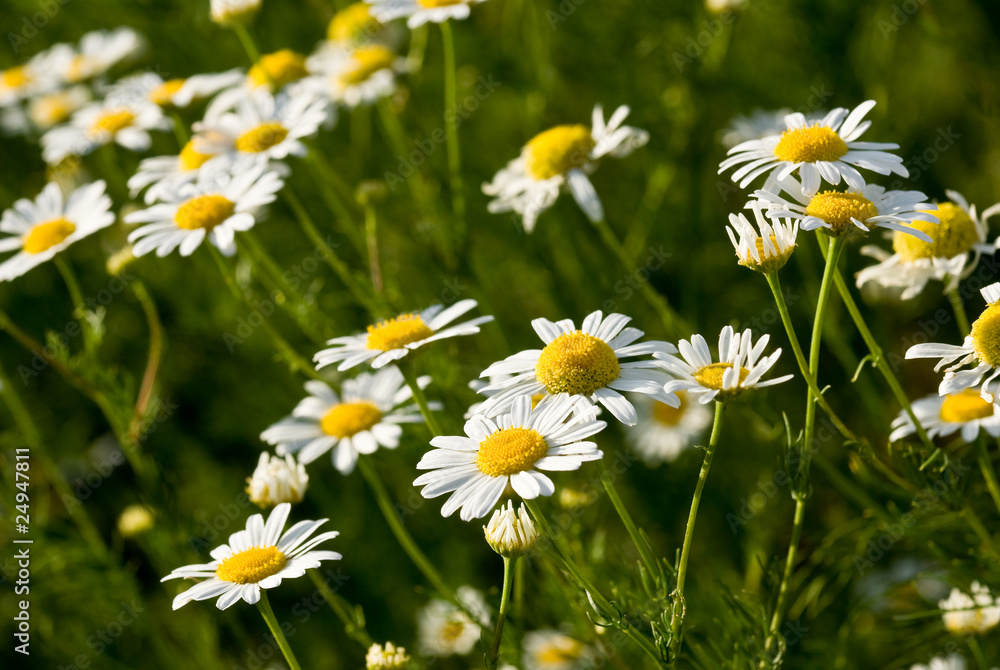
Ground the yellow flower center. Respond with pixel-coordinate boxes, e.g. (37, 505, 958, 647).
(803, 191, 879, 235)
(538, 640, 584, 664)
(939, 388, 994, 423)
(971, 303, 1000, 367)
(693, 362, 749, 391)
(215, 546, 287, 584)
(419, 0, 465, 6)
(524, 125, 596, 180)
(234, 122, 289, 153)
(2, 66, 30, 89)
(320, 401, 383, 438)
(366, 314, 434, 350)
(150, 79, 186, 106)
(175, 194, 235, 231)
(440, 620, 467, 642)
(893, 202, 976, 262)
(476, 427, 549, 477)
(67, 56, 88, 82)
(248, 50, 309, 90)
(340, 45, 396, 85)
(328, 3, 378, 42)
(536, 331, 620, 396)
(179, 140, 213, 171)
(772, 125, 848, 163)
(23, 218, 76, 254)
(30, 94, 74, 128)
(652, 393, 687, 426)
(90, 109, 136, 137)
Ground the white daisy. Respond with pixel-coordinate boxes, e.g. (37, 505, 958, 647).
(857, 190, 1000, 300)
(49, 28, 145, 84)
(40, 96, 169, 164)
(751, 175, 938, 242)
(476, 310, 677, 426)
(367, 0, 489, 29)
(155, 69, 246, 108)
(906, 283, 1000, 401)
(210, 0, 262, 26)
(889, 388, 1000, 443)
(627, 391, 713, 465)
(161, 502, 341, 610)
(314, 299, 493, 371)
(204, 50, 314, 119)
(415, 394, 606, 521)
(910, 656, 966, 670)
(127, 140, 224, 205)
(125, 159, 284, 257)
(246, 452, 309, 508)
(483, 104, 649, 232)
(365, 642, 410, 670)
(522, 629, 596, 670)
(719, 100, 907, 197)
(726, 205, 798, 274)
(0, 181, 114, 282)
(260, 367, 434, 473)
(939, 581, 1000, 634)
(655, 325, 793, 404)
(0, 50, 61, 107)
(416, 585, 491, 657)
(327, 3, 386, 49)
(303, 43, 403, 108)
(1, 85, 91, 137)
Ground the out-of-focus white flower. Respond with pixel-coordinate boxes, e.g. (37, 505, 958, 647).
(246, 452, 309, 507)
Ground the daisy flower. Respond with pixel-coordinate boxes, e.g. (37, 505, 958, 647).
(40, 96, 169, 164)
(260, 367, 434, 473)
(627, 391, 713, 465)
(205, 50, 314, 118)
(127, 139, 222, 205)
(910, 657, 966, 670)
(107, 69, 245, 110)
(328, 3, 385, 48)
(907, 283, 1000, 401)
(366, 642, 411, 670)
(125, 159, 284, 257)
(483, 104, 649, 232)
(246, 452, 309, 507)
(719, 100, 907, 196)
(726, 205, 798, 274)
(476, 310, 677, 426)
(523, 629, 596, 670)
(304, 44, 403, 108)
(211, 0, 262, 26)
(194, 88, 328, 163)
(939, 581, 1000, 634)
(367, 0, 489, 29)
(719, 108, 796, 150)
(49, 28, 144, 84)
(0, 181, 114, 282)
(0, 50, 61, 108)
(857, 190, 1000, 300)
(161, 502, 341, 610)
(752, 175, 937, 242)
(416, 585, 490, 657)
(889, 388, 1000, 443)
(655, 325, 793, 403)
(1, 85, 91, 137)
(414, 394, 606, 521)
(313, 299, 493, 371)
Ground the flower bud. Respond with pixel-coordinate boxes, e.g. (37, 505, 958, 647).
(483, 501, 538, 558)
(246, 452, 308, 507)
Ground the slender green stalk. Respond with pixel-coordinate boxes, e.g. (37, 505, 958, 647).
(597, 459, 661, 583)
(126, 280, 163, 448)
(231, 22, 262, 64)
(257, 591, 302, 670)
(406, 24, 429, 73)
(947, 286, 971, 336)
(670, 401, 726, 650)
(764, 499, 805, 660)
(364, 204, 384, 294)
(241, 230, 309, 305)
(440, 20, 465, 233)
(304, 146, 367, 255)
(962, 505, 1000, 558)
(968, 637, 990, 670)
(307, 569, 374, 648)
(976, 435, 1000, 515)
(170, 111, 189, 147)
(375, 98, 435, 217)
(54, 256, 96, 352)
(487, 557, 515, 670)
(400, 362, 443, 436)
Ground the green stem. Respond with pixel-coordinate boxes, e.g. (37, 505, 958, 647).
(597, 458, 661, 583)
(405, 24, 429, 74)
(440, 20, 465, 234)
(241, 230, 308, 305)
(231, 22, 262, 64)
(375, 98, 435, 218)
(170, 111, 189, 148)
(54, 255, 96, 352)
(304, 145, 366, 256)
(256, 591, 302, 670)
(487, 557, 515, 670)
(307, 569, 374, 648)
(670, 401, 726, 650)
(976, 435, 1000, 516)
(364, 204, 384, 294)
(764, 499, 805, 658)
(962, 505, 1000, 558)
(400, 362, 443, 436)
(947, 286, 971, 337)
(126, 280, 163, 451)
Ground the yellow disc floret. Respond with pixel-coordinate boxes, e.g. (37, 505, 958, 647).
(320, 401, 383, 438)
(804, 191, 879, 237)
(893, 202, 976, 262)
(179, 140, 213, 171)
(234, 122, 289, 153)
(328, 3, 378, 42)
(90, 109, 136, 137)
(366, 314, 434, 350)
(23, 218, 76, 254)
(175, 195, 235, 231)
(536, 331, 620, 395)
(773, 125, 848, 163)
(340, 45, 396, 85)
(248, 50, 309, 91)
(30, 93, 74, 128)
(939, 388, 994, 423)
(476, 427, 549, 477)
(524, 125, 596, 180)
(150, 79, 186, 106)
(693, 362, 749, 395)
(2, 66, 30, 89)
(652, 396, 686, 426)
(419, 0, 466, 6)
(971, 303, 1000, 367)
(216, 546, 287, 584)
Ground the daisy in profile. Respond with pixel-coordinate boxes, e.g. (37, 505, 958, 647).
(655, 326, 793, 404)
(939, 581, 1000, 634)
(367, 0, 489, 28)
(304, 44, 403, 108)
(726, 205, 798, 275)
(719, 100, 907, 196)
(40, 96, 169, 164)
(162, 502, 340, 610)
(107, 70, 245, 110)
(0, 181, 114, 282)
(126, 160, 283, 257)
(627, 392, 713, 465)
(890, 388, 1000, 443)
(1, 86, 90, 137)
(522, 629, 596, 670)
(857, 190, 1000, 300)
(194, 89, 328, 163)
(314, 300, 493, 371)
(907, 283, 1000, 401)
(260, 367, 434, 473)
(415, 394, 605, 521)
(246, 452, 309, 507)
(417, 585, 490, 657)
(127, 140, 221, 204)
(49, 28, 144, 84)
(752, 175, 937, 242)
(483, 104, 649, 232)
(476, 310, 677, 425)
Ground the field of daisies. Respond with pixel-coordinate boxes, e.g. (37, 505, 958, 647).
(2, 0, 1000, 668)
